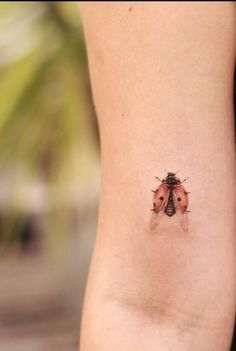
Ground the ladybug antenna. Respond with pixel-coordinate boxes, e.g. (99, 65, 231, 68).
(175, 170, 179, 175)
(164, 168, 168, 173)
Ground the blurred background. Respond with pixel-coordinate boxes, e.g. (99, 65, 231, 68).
(0, 2, 98, 350)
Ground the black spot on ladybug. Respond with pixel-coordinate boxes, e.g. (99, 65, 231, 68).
(185, 205, 187, 209)
(159, 196, 164, 201)
(177, 197, 182, 202)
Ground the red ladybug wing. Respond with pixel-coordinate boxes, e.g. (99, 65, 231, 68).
(173, 185, 189, 232)
(153, 183, 169, 213)
(150, 184, 170, 230)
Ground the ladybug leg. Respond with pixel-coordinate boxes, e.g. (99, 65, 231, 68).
(150, 203, 156, 212)
(181, 176, 189, 183)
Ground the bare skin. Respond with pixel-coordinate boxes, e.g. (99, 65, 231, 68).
(79, 3, 236, 350)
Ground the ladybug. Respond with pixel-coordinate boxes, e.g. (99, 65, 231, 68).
(150, 171, 190, 231)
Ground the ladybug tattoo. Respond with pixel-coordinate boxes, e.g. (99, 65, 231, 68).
(151, 172, 190, 231)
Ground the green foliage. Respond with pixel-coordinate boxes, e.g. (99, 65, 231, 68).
(0, 2, 97, 253)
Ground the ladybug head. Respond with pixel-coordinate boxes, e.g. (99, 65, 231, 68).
(168, 172, 176, 177)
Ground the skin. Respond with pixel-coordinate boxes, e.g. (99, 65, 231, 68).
(79, 2, 236, 351)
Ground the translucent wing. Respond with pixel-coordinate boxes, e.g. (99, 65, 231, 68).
(150, 207, 165, 230)
(172, 185, 189, 232)
(150, 185, 170, 230)
(174, 206, 189, 232)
